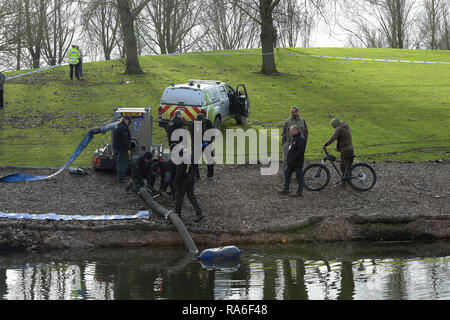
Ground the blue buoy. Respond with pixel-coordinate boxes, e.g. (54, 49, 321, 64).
(197, 246, 243, 262)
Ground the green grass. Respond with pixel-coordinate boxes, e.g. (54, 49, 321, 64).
(0, 47, 449, 168)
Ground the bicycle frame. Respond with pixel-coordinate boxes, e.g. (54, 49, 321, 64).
(321, 150, 350, 182)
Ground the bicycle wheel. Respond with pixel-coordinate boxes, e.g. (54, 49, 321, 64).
(348, 163, 377, 191)
(303, 164, 330, 191)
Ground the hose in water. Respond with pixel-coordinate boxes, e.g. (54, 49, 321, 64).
(139, 187, 198, 254)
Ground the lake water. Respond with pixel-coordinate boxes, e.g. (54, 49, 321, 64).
(0, 241, 449, 300)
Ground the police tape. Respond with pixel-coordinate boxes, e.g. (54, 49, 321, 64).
(0, 210, 150, 221)
(163, 51, 450, 64)
(285, 53, 450, 65)
(5, 64, 65, 81)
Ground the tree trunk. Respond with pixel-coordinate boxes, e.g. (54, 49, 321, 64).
(117, 0, 143, 74)
(105, 50, 111, 61)
(260, 0, 278, 74)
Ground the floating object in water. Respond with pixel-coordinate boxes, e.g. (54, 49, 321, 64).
(199, 259, 241, 272)
(197, 246, 243, 262)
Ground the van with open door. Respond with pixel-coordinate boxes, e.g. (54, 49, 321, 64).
(158, 80, 250, 130)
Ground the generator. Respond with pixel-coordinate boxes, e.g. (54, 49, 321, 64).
(92, 106, 169, 171)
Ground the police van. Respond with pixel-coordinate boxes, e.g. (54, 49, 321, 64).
(158, 80, 250, 130)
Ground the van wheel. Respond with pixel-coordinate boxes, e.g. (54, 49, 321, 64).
(214, 116, 222, 130)
(235, 115, 247, 125)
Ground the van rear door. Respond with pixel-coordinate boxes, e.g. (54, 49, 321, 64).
(160, 87, 203, 121)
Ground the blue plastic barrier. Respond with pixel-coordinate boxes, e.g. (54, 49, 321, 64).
(0, 210, 150, 221)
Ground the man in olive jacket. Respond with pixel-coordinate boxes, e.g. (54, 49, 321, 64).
(323, 118, 354, 180)
(112, 116, 132, 183)
(280, 125, 307, 197)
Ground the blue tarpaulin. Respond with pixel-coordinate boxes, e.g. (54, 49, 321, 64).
(0, 211, 151, 221)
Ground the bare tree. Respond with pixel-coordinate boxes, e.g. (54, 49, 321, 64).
(115, 0, 153, 74)
(231, 0, 282, 74)
(439, 0, 450, 49)
(0, 0, 22, 70)
(80, 0, 120, 60)
(23, 0, 50, 69)
(381, 0, 417, 48)
(200, 0, 259, 51)
(341, 0, 417, 49)
(137, 0, 203, 55)
(42, 0, 76, 66)
(418, 0, 443, 49)
(417, 0, 450, 49)
(276, 0, 316, 48)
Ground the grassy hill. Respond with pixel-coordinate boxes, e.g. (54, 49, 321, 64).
(0, 47, 449, 168)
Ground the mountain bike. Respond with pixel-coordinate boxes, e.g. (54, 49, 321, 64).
(303, 149, 377, 192)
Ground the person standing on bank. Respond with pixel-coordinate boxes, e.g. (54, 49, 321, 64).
(67, 45, 81, 81)
(192, 113, 214, 179)
(76, 46, 84, 79)
(0, 71, 5, 109)
(174, 160, 206, 223)
(113, 116, 132, 183)
(166, 110, 185, 150)
(280, 125, 306, 197)
(281, 106, 308, 171)
(323, 118, 354, 185)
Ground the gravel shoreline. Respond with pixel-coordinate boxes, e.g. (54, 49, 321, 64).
(1, 161, 448, 233)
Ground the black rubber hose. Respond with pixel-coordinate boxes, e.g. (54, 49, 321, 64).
(139, 187, 198, 254)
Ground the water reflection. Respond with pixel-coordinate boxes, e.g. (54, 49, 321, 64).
(0, 242, 449, 300)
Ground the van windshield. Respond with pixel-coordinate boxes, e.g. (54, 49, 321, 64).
(161, 88, 203, 106)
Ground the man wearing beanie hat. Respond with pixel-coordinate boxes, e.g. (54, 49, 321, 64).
(323, 118, 354, 183)
(127, 151, 156, 193)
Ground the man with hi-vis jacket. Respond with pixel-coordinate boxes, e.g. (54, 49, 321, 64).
(67, 45, 81, 80)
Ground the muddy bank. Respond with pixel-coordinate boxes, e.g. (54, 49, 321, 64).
(0, 214, 449, 251)
(0, 161, 449, 250)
